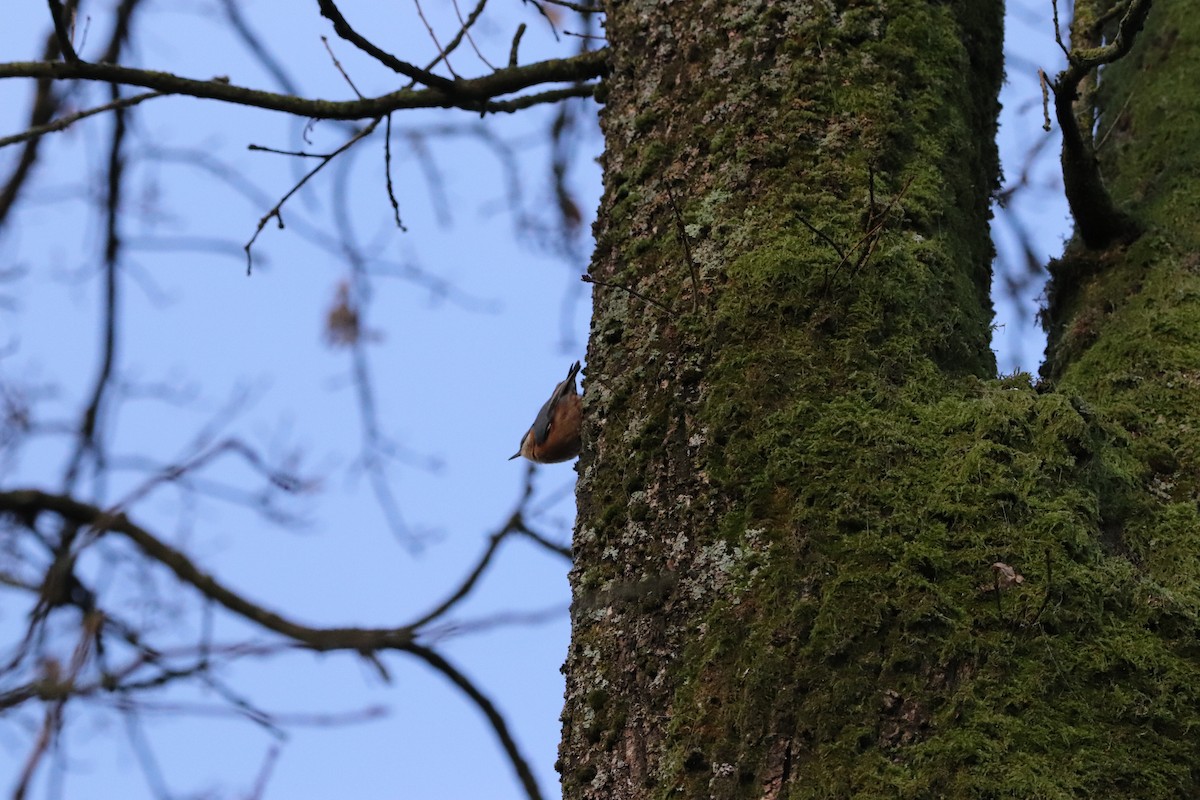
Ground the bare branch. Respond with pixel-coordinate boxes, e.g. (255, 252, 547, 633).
(0, 90, 162, 149)
(317, 0, 458, 90)
(45, 0, 79, 62)
(0, 49, 609, 119)
(0, 489, 419, 652)
(383, 114, 406, 229)
(509, 23, 527, 68)
(408, 473, 535, 629)
(61, 87, 128, 494)
(481, 82, 596, 113)
(408, 643, 545, 800)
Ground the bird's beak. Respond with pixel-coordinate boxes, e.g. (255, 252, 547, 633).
(508, 452, 521, 461)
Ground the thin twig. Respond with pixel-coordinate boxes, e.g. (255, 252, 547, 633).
(1095, 88, 1135, 152)
(449, 0, 495, 70)
(481, 83, 596, 114)
(515, 525, 572, 560)
(848, 175, 914, 270)
(383, 114, 406, 230)
(321, 35, 364, 99)
(1038, 68, 1051, 132)
(509, 23, 527, 67)
(247, 143, 333, 158)
(819, 174, 914, 289)
(0, 91, 160, 149)
(1051, 0, 1070, 59)
(246, 745, 281, 800)
(581, 274, 673, 314)
(522, 0, 561, 41)
(407, 474, 549, 629)
(0, 4, 79, 227)
(797, 215, 847, 261)
(666, 186, 701, 312)
(413, 0, 460, 78)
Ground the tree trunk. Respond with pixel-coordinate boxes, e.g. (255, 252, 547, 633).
(561, 0, 1200, 797)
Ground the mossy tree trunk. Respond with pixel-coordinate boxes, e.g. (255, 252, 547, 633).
(560, 0, 1200, 797)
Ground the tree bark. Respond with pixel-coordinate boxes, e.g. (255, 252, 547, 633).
(562, 0, 1200, 797)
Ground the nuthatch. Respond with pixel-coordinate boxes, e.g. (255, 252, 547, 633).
(509, 361, 582, 463)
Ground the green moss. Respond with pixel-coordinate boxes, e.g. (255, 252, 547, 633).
(633, 109, 659, 134)
(660, 380, 1200, 798)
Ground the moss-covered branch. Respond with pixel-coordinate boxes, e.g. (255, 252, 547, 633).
(1050, 0, 1151, 249)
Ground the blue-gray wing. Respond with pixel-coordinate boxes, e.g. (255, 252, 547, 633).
(532, 361, 582, 445)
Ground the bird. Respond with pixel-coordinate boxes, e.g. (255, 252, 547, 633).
(510, 360, 582, 463)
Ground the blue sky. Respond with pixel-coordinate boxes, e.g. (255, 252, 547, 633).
(0, 2, 1068, 798)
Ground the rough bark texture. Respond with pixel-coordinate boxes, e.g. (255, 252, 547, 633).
(561, 0, 1200, 798)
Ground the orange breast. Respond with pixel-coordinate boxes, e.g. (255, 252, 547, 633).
(532, 394, 582, 463)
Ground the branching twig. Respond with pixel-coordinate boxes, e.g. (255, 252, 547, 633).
(111, 437, 309, 514)
(0, 489, 419, 652)
(480, 83, 596, 114)
(1051, 0, 1070, 59)
(448, 0, 495, 71)
(413, 0, 461, 79)
(408, 473, 536, 629)
(245, 118, 381, 274)
(813, 173, 914, 290)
